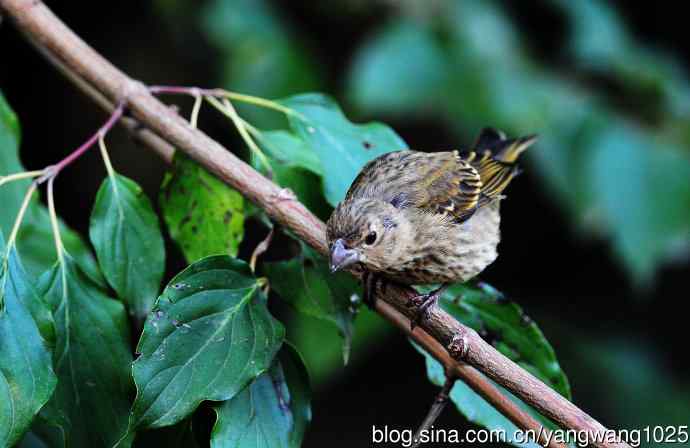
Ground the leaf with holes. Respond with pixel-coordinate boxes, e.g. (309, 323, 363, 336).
(263, 241, 356, 363)
(0, 233, 57, 447)
(127, 256, 284, 432)
(281, 93, 408, 205)
(160, 152, 245, 263)
(38, 254, 134, 448)
(211, 344, 311, 448)
(90, 173, 165, 319)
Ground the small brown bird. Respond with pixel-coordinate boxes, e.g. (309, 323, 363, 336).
(326, 128, 536, 323)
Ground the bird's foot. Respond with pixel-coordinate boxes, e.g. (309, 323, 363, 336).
(407, 284, 449, 330)
(362, 271, 379, 309)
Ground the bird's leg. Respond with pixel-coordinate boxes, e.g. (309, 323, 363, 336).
(407, 283, 450, 330)
(362, 271, 380, 309)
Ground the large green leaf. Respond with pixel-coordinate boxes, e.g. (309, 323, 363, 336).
(264, 241, 357, 363)
(211, 344, 311, 448)
(90, 174, 165, 319)
(128, 256, 284, 432)
(38, 254, 134, 448)
(160, 152, 245, 263)
(255, 130, 322, 177)
(282, 93, 408, 205)
(0, 234, 57, 447)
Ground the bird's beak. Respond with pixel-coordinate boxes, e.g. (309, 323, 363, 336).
(330, 239, 360, 273)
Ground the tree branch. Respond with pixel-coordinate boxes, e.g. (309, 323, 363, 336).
(0, 1, 629, 447)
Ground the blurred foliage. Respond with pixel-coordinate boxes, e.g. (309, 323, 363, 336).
(346, 0, 690, 283)
(200, 0, 323, 127)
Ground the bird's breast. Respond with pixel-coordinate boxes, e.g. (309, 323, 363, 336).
(371, 203, 502, 285)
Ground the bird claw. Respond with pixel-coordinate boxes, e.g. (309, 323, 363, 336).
(406, 284, 449, 331)
(407, 291, 438, 331)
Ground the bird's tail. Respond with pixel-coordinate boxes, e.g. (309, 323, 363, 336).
(465, 128, 538, 205)
(473, 127, 537, 163)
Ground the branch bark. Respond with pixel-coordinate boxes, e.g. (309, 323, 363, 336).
(0, 1, 629, 447)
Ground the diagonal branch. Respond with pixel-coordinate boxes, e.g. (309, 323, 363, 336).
(0, 1, 629, 447)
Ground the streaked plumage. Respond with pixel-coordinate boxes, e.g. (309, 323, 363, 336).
(326, 128, 535, 295)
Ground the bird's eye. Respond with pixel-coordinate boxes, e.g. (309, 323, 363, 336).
(364, 231, 377, 245)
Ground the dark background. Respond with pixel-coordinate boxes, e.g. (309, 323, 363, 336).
(2, 1, 689, 446)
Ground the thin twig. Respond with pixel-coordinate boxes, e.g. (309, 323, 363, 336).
(37, 102, 125, 184)
(411, 375, 455, 448)
(0, 2, 630, 447)
(20, 29, 174, 163)
(249, 227, 275, 273)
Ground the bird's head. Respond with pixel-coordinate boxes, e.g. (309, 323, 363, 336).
(326, 198, 408, 273)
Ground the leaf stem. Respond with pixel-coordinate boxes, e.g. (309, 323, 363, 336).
(98, 133, 117, 180)
(219, 90, 300, 118)
(149, 85, 303, 119)
(190, 92, 202, 129)
(6, 181, 38, 253)
(47, 176, 65, 265)
(0, 170, 45, 188)
(205, 96, 273, 176)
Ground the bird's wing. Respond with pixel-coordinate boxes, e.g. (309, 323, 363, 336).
(344, 128, 535, 223)
(344, 150, 483, 223)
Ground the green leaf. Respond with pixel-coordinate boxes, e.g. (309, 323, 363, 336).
(38, 254, 134, 448)
(348, 20, 450, 115)
(588, 125, 690, 282)
(263, 241, 357, 363)
(211, 344, 311, 448)
(0, 92, 25, 235)
(90, 173, 165, 318)
(160, 152, 245, 263)
(281, 93, 408, 205)
(128, 256, 284, 432)
(255, 130, 322, 176)
(252, 130, 332, 220)
(0, 234, 57, 447)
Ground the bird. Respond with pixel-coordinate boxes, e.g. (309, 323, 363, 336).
(326, 128, 536, 325)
